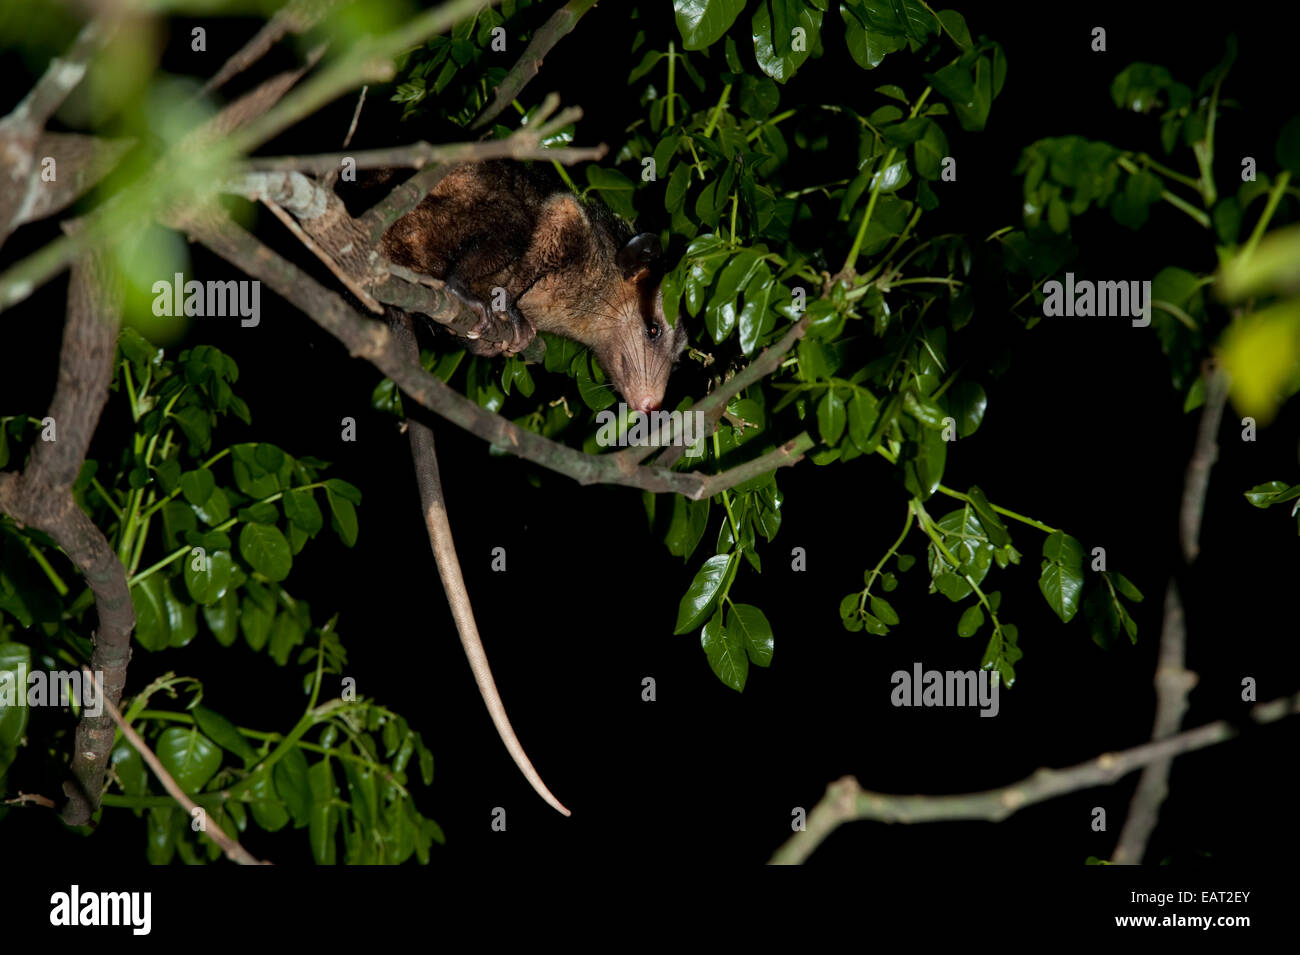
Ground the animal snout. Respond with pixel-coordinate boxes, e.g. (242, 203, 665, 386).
(636, 397, 660, 414)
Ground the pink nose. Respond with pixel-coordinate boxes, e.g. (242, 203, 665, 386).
(637, 398, 660, 413)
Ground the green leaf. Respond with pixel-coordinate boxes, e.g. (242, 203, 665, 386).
(156, 727, 222, 792)
(1112, 572, 1144, 602)
(674, 553, 734, 634)
(841, 4, 907, 70)
(192, 705, 258, 764)
(326, 487, 359, 547)
(861, 612, 889, 635)
(816, 389, 847, 444)
(323, 478, 362, 504)
(1039, 531, 1085, 623)
(308, 759, 340, 864)
(146, 807, 176, 865)
(585, 166, 637, 218)
(239, 523, 292, 582)
(937, 8, 972, 48)
(269, 612, 305, 666)
(927, 507, 994, 600)
(130, 576, 174, 651)
(248, 767, 289, 832)
(903, 424, 947, 499)
(283, 487, 324, 535)
(914, 120, 948, 179)
(240, 595, 273, 651)
(848, 389, 880, 453)
(753, 0, 823, 83)
(1278, 115, 1300, 177)
(273, 745, 312, 828)
(231, 444, 278, 498)
(179, 468, 215, 506)
(701, 608, 747, 691)
(183, 548, 232, 606)
(957, 604, 984, 637)
(171, 405, 212, 454)
(948, 380, 986, 437)
(869, 595, 899, 626)
(109, 740, 147, 796)
(1244, 481, 1300, 507)
(160, 578, 198, 649)
(674, 0, 746, 51)
(0, 643, 32, 773)
(966, 485, 1011, 549)
(202, 590, 239, 647)
(738, 268, 774, 356)
(727, 603, 774, 667)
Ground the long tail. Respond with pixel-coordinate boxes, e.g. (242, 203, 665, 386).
(392, 312, 570, 816)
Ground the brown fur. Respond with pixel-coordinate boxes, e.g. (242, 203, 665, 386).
(379, 160, 687, 412)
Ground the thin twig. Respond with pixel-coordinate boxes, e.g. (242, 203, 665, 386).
(620, 314, 812, 470)
(769, 693, 1300, 864)
(472, 0, 601, 129)
(83, 670, 269, 865)
(247, 137, 605, 175)
(199, 0, 337, 96)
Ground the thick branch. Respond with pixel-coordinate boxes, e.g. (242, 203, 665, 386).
(0, 232, 133, 826)
(175, 208, 804, 499)
(769, 694, 1300, 865)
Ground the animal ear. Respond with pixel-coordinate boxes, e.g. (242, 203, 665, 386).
(618, 233, 662, 281)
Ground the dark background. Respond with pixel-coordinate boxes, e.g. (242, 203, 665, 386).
(3, 0, 1298, 872)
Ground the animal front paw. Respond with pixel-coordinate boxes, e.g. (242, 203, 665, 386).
(500, 306, 537, 357)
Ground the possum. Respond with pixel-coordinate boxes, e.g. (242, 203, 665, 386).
(380, 160, 688, 412)
(369, 161, 690, 815)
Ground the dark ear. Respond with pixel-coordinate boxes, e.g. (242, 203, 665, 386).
(618, 232, 662, 280)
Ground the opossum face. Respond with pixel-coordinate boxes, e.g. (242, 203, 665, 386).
(593, 234, 688, 414)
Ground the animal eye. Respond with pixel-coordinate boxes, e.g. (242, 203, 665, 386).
(646, 322, 662, 341)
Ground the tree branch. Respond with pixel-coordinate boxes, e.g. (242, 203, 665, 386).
(84, 670, 268, 864)
(617, 314, 812, 470)
(245, 136, 606, 174)
(471, 0, 601, 129)
(1110, 360, 1229, 865)
(199, 0, 337, 97)
(769, 693, 1300, 865)
(0, 18, 120, 245)
(0, 229, 134, 826)
(173, 207, 806, 499)
(0, 1, 498, 313)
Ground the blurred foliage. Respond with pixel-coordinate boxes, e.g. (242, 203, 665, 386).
(1, 337, 442, 862)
